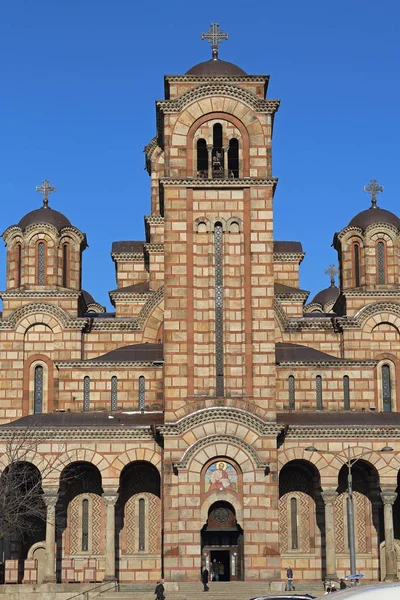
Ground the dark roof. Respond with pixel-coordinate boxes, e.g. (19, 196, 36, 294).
(274, 241, 303, 253)
(347, 207, 400, 230)
(275, 283, 309, 295)
(112, 241, 144, 253)
(186, 58, 247, 76)
(277, 411, 400, 427)
(311, 285, 340, 306)
(81, 290, 96, 306)
(84, 312, 116, 318)
(0, 412, 163, 429)
(18, 207, 72, 230)
(89, 343, 163, 363)
(109, 281, 151, 294)
(276, 343, 341, 364)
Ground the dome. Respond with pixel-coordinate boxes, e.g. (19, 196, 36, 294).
(186, 58, 247, 76)
(311, 285, 339, 308)
(348, 207, 400, 231)
(18, 207, 72, 231)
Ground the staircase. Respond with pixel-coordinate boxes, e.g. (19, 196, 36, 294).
(100, 581, 325, 600)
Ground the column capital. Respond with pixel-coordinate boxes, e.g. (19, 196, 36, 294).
(43, 488, 58, 507)
(381, 489, 397, 506)
(102, 490, 118, 506)
(321, 489, 338, 505)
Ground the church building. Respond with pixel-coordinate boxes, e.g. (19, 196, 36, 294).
(1, 23, 400, 587)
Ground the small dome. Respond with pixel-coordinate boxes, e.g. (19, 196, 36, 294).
(348, 207, 400, 231)
(186, 58, 247, 76)
(311, 285, 339, 308)
(18, 207, 72, 231)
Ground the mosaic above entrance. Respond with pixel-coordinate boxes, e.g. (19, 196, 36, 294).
(205, 461, 238, 493)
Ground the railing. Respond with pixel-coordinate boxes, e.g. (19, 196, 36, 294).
(65, 580, 119, 600)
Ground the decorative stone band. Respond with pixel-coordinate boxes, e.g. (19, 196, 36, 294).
(110, 252, 144, 262)
(0, 290, 81, 299)
(335, 222, 400, 242)
(274, 252, 305, 263)
(144, 243, 164, 253)
(108, 291, 152, 303)
(174, 433, 269, 471)
(164, 75, 270, 84)
(277, 359, 377, 368)
(55, 360, 162, 368)
(2, 223, 86, 246)
(284, 425, 400, 439)
(0, 426, 156, 441)
(0, 302, 87, 331)
(145, 214, 164, 225)
(275, 291, 310, 302)
(160, 177, 278, 187)
(345, 289, 400, 298)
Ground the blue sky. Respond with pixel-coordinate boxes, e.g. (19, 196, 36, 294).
(1, 0, 400, 308)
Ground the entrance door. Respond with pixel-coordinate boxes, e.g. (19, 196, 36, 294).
(32, 546, 46, 583)
(210, 550, 230, 581)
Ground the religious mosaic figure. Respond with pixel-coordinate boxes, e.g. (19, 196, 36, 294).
(205, 461, 237, 492)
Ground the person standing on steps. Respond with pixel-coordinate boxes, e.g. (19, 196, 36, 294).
(212, 559, 219, 582)
(201, 567, 209, 592)
(286, 566, 295, 591)
(155, 579, 165, 600)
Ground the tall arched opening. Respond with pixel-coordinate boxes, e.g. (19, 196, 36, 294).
(201, 501, 244, 581)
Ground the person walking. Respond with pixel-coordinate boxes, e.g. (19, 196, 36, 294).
(340, 579, 347, 590)
(212, 559, 219, 582)
(201, 568, 209, 592)
(155, 579, 165, 600)
(286, 566, 295, 591)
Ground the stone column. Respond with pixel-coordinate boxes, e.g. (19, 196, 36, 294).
(322, 489, 338, 580)
(207, 145, 213, 179)
(222, 146, 228, 178)
(381, 489, 398, 581)
(103, 491, 118, 581)
(43, 489, 58, 583)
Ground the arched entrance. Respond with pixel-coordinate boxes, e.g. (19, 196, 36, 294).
(201, 501, 244, 581)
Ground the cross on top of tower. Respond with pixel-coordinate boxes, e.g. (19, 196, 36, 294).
(36, 179, 56, 208)
(364, 178, 384, 209)
(201, 23, 228, 60)
(324, 264, 338, 287)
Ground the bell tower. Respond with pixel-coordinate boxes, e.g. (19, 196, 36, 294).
(146, 24, 280, 420)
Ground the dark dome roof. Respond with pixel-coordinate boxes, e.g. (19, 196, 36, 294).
(348, 207, 400, 231)
(311, 285, 339, 307)
(18, 207, 71, 230)
(186, 58, 247, 76)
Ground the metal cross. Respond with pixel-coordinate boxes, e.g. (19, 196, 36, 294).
(201, 23, 228, 60)
(364, 178, 384, 208)
(324, 264, 338, 287)
(36, 179, 56, 208)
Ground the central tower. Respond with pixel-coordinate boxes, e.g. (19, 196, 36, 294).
(146, 24, 280, 421)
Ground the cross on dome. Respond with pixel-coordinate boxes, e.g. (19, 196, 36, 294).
(36, 179, 56, 208)
(324, 264, 338, 287)
(364, 178, 384, 208)
(201, 23, 228, 60)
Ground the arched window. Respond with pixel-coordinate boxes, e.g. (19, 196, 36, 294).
(290, 497, 298, 550)
(213, 123, 223, 152)
(343, 375, 350, 410)
(228, 138, 239, 178)
(382, 364, 392, 412)
(377, 241, 386, 284)
(288, 375, 295, 410)
(16, 244, 22, 287)
(139, 376, 145, 410)
(212, 124, 223, 178)
(62, 243, 69, 288)
(316, 375, 323, 409)
(353, 244, 360, 287)
(83, 376, 90, 411)
(138, 498, 145, 551)
(34, 365, 44, 414)
(37, 242, 45, 285)
(196, 139, 208, 177)
(111, 376, 118, 411)
(82, 498, 89, 551)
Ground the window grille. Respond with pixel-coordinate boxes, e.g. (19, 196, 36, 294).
(34, 365, 43, 414)
(139, 376, 145, 410)
(316, 375, 323, 409)
(83, 376, 90, 411)
(290, 497, 298, 550)
(382, 365, 392, 412)
(82, 499, 89, 551)
(37, 242, 45, 285)
(17, 244, 22, 287)
(111, 376, 118, 411)
(354, 244, 360, 287)
(343, 375, 350, 410)
(377, 242, 385, 284)
(288, 375, 295, 410)
(214, 223, 224, 397)
(138, 498, 145, 551)
(62, 244, 68, 287)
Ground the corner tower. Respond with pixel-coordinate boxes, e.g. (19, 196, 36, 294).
(145, 25, 280, 420)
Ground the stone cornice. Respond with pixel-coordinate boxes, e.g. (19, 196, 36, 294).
(90, 319, 140, 331)
(0, 426, 155, 441)
(344, 288, 400, 298)
(277, 359, 377, 368)
(144, 243, 164, 253)
(55, 360, 162, 368)
(274, 252, 305, 263)
(0, 289, 80, 299)
(284, 425, 400, 439)
(145, 215, 164, 225)
(111, 252, 144, 263)
(276, 291, 309, 302)
(164, 75, 270, 84)
(160, 177, 278, 187)
(108, 291, 152, 303)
